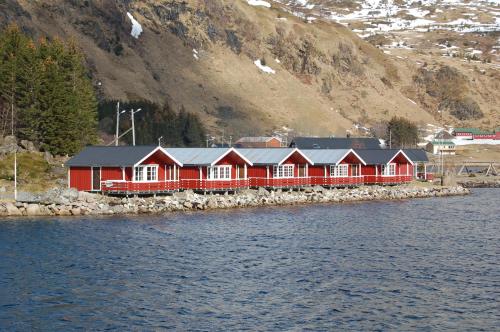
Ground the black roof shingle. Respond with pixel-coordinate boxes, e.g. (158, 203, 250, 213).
(66, 146, 158, 167)
(290, 137, 382, 149)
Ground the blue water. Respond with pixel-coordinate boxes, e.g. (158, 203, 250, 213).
(0, 189, 499, 331)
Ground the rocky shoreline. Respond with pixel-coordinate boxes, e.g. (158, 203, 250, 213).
(458, 180, 500, 188)
(0, 185, 470, 217)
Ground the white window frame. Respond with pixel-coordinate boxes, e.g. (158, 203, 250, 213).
(382, 163, 396, 176)
(351, 164, 362, 177)
(133, 164, 159, 182)
(330, 164, 349, 177)
(207, 165, 232, 181)
(273, 164, 294, 178)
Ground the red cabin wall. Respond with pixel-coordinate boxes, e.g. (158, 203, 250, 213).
(247, 166, 267, 178)
(308, 166, 325, 177)
(101, 167, 123, 181)
(180, 167, 200, 180)
(69, 167, 92, 191)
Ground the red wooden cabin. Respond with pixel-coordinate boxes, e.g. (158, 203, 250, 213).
(357, 149, 414, 185)
(238, 148, 313, 188)
(303, 149, 366, 187)
(66, 146, 183, 194)
(165, 148, 253, 191)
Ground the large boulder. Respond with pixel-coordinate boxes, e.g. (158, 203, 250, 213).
(40, 188, 79, 204)
(5, 202, 22, 216)
(257, 187, 269, 196)
(17, 191, 41, 203)
(26, 204, 42, 216)
(19, 140, 37, 152)
(0, 136, 19, 155)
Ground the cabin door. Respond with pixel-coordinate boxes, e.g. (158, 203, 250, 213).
(298, 165, 306, 177)
(92, 167, 101, 191)
(238, 166, 245, 179)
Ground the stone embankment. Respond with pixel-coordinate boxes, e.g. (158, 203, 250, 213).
(458, 180, 500, 188)
(0, 185, 469, 217)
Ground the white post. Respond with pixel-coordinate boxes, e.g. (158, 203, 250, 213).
(199, 167, 202, 180)
(14, 151, 17, 201)
(324, 165, 326, 177)
(115, 102, 120, 146)
(131, 109, 136, 146)
(244, 164, 247, 179)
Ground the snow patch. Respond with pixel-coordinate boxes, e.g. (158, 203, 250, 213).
(127, 12, 143, 39)
(254, 59, 275, 74)
(247, 0, 271, 7)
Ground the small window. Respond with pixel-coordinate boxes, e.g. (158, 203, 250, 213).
(330, 164, 348, 177)
(273, 164, 294, 178)
(134, 165, 158, 182)
(134, 167, 144, 181)
(382, 163, 396, 176)
(146, 166, 157, 181)
(207, 165, 231, 180)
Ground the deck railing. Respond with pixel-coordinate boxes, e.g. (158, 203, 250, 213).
(99, 174, 418, 194)
(249, 177, 310, 188)
(101, 180, 180, 193)
(310, 176, 364, 187)
(179, 179, 250, 191)
(363, 175, 413, 185)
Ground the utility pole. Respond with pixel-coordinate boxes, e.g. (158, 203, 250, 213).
(14, 150, 17, 201)
(115, 102, 126, 146)
(130, 108, 142, 146)
(389, 129, 392, 149)
(206, 134, 210, 148)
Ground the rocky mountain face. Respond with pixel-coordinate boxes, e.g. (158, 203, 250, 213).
(1, 0, 498, 138)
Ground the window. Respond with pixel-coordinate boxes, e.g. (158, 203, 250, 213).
(273, 164, 294, 178)
(382, 163, 396, 176)
(352, 164, 361, 177)
(207, 165, 231, 180)
(330, 164, 348, 177)
(146, 166, 157, 181)
(134, 165, 158, 182)
(134, 167, 144, 181)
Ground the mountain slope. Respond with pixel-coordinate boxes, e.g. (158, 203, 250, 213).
(1, 0, 496, 138)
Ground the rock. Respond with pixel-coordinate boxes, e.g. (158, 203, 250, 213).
(5, 203, 22, 216)
(43, 151, 54, 164)
(61, 188, 79, 202)
(17, 191, 41, 203)
(71, 207, 81, 216)
(0, 136, 19, 155)
(26, 204, 41, 216)
(257, 187, 269, 196)
(19, 140, 37, 152)
(312, 185, 325, 193)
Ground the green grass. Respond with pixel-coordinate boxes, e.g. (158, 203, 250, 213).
(0, 152, 60, 192)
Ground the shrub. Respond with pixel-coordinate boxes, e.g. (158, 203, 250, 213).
(439, 97, 483, 120)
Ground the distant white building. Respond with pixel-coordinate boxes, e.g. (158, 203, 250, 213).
(426, 140, 456, 155)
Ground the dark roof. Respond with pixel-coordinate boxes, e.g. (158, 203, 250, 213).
(355, 149, 400, 165)
(66, 146, 158, 167)
(403, 149, 429, 162)
(290, 137, 382, 149)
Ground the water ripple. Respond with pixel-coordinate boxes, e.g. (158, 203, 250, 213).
(0, 189, 499, 331)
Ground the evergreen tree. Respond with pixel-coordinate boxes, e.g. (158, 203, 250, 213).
(0, 24, 31, 136)
(0, 26, 98, 155)
(386, 116, 419, 148)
